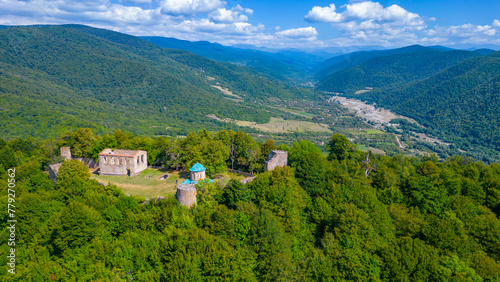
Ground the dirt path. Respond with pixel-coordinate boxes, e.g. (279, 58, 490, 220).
(396, 136, 404, 149)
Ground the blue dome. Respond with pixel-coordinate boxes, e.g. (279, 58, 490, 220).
(182, 179, 197, 184)
(181, 178, 214, 185)
(190, 163, 206, 172)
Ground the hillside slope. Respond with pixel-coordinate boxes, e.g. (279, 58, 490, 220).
(314, 45, 454, 80)
(0, 25, 313, 138)
(316, 50, 481, 94)
(141, 36, 322, 83)
(355, 52, 500, 162)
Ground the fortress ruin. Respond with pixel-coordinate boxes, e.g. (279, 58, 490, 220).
(176, 163, 212, 208)
(265, 150, 288, 171)
(98, 149, 147, 177)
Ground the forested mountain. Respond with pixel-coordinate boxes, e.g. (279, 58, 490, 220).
(0, 25, 314, 139)
(474, 48, 497, 55)
(316, 44, 500, 162)
(316, 50, 481, 94)
(314, 45, 451, 80)
(1, 129, 500, 280)
(356, 51, 500, 161)
(141, 36, 324, 82)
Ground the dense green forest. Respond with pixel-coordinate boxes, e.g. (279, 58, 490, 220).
(0, 25, 315, 139)
(1, 129, 500, 281)
(358, 52, 500, 163)
(316, 50, 481, 94)
(316, 48, 500, 163)
(313, 45, 453, 81)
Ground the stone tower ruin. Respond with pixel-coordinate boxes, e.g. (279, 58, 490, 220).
(176, 184, 198, 208)
(176, 163, 210, 208)
(265, 150, 288, 171)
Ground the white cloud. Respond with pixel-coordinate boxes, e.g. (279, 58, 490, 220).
(231, 4, 253, 15)
(306, 1, 424, 27)
(119, 0, 153, 4)
(1, 0, 499, 50)
(209, 5, 252, 23)
(346, 2, 423, 26)
(428, 24, 496, 38)
(493, 19, 500, 28)
(275, 26, 317, 39)
(160, 0, 225, 16)
(304, 1, 430, 47)
(305, 4, 343, 23)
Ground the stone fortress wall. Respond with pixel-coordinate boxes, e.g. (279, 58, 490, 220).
(265, 150, 288, 171)
(176, 184, 197, 208)
(49, 147, 98, 185)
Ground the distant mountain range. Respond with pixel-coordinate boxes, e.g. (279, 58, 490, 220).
(312, 45, 496, 80)
(0, 24, 313, 138)
(141, 36, 329, 84)
(1, 24, 499, 161)
(315, 45, 500, 162)
(316, 48, 482, 93)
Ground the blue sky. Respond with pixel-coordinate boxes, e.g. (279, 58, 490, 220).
(1, 0, 499, 50)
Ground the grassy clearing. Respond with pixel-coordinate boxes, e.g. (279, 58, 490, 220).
(91, 168, 242, 198)
(357, 144, 369, 151)
(264, 105, 314, 119)
(91, 168, 183, 198)
(236, 117, 331, 134)
(348, 129, 385, 135)
(369, 147, 386, 155)
(356, 145, 386, 155)
(364, 129, 385, 134)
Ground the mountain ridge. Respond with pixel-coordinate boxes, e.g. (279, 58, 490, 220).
(0, 25, 313, 139)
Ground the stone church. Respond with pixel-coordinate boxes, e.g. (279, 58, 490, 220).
(98, 148, 147, 177)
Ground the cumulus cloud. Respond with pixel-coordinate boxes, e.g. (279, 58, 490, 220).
(275, 26, 317, 39)
(160, 0, 225, 16)
(345, 2, 423, 26)
(306, 1, 424, 27)
(305, 4, 343, 23)
(1, 0, 499, 50)
(209, 5, 252, 23)
(427, 24, 496, 38)
(119, 0, 153, 5)
(304, 1, 430, 47)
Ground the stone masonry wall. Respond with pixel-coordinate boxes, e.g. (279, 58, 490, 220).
(176, 184, 197, 208)
(265, 150, 288, 171)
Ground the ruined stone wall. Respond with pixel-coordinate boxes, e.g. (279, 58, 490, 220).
(265, 150, 288, 171)
(129, 151, 148, 177)
(73, 158, 98, 169)
(98, 150, 147, 176)
(99, 155, 128, 176)
(48, 163, 63, 185)
(60, 147, 72, 160)
(176, 184, 197, 208)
